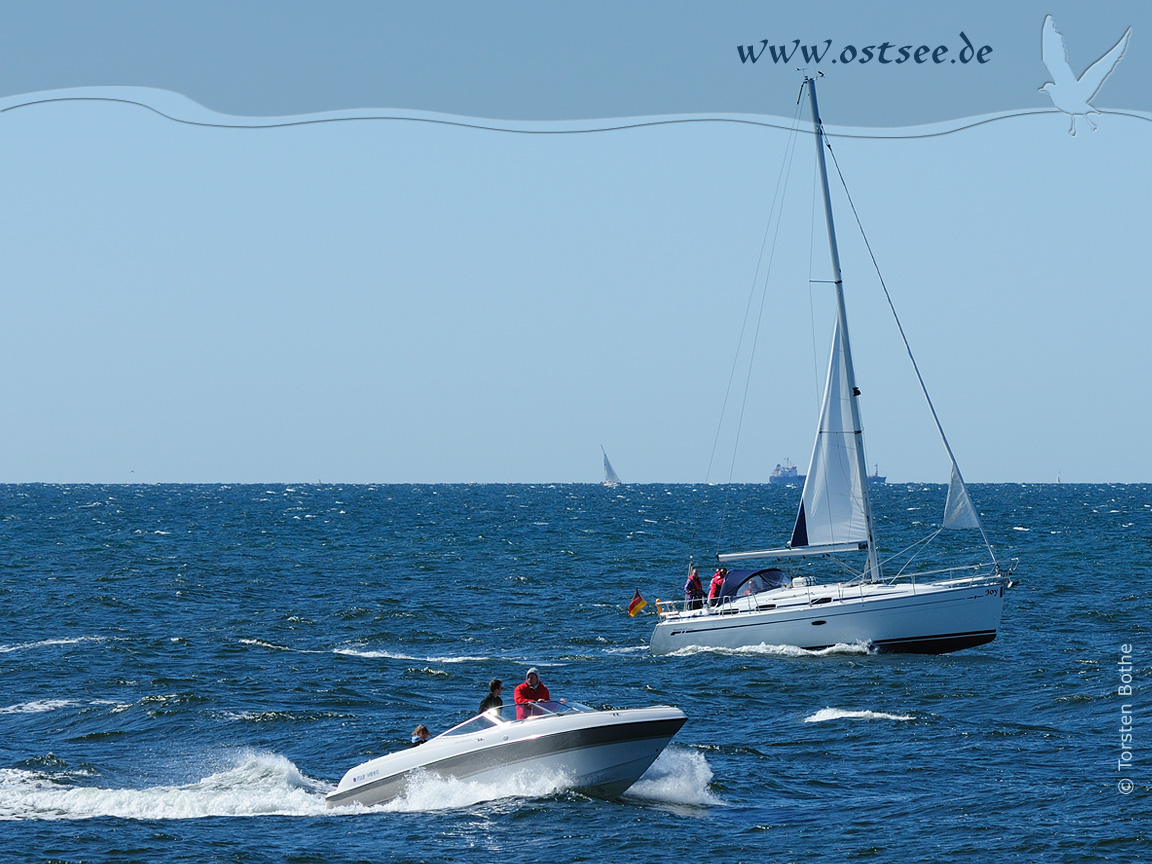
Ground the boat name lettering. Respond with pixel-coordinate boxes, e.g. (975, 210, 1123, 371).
(352, 769, 379, 783)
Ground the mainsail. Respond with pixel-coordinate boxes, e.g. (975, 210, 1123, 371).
(790, 316, 869, 549)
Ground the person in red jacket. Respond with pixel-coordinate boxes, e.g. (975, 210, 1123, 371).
(514, 668, 551, 718)
(709, 568, 727, 607)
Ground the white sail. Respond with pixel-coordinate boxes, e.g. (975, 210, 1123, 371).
(790, 316, 869, 549)
(942, 463, 981, 530)
(601, 447, 621, 486)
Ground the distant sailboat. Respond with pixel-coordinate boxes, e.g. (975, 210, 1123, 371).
(601, 447, 621, 487)
(650, 77, 1014, 656)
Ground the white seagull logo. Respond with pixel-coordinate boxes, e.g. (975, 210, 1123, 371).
(1039, 15, 1132, 135)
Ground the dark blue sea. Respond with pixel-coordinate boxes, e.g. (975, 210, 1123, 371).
(1, 483, 1147, 862)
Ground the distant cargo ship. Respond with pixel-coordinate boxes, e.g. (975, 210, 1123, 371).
(769, 459, 804, 485)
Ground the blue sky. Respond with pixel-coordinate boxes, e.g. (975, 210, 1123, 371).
(0, 2, 1148, 483)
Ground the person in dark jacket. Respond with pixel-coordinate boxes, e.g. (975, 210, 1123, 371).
(685, 567, 704, 610)
(479, 679, 503, 714)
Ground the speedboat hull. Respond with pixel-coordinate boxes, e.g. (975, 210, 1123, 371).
(326, 702, 686, 808)
(650, 577, 1005, 655)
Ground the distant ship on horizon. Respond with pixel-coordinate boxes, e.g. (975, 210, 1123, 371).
(771, 459, 885, 485)
(769, 459, 804, 486)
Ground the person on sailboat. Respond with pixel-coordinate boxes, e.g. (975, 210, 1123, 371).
(708, 568, 727, 608)
(684, 567, 704, 610)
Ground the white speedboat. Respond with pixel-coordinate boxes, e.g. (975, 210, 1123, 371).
(649, 77, 1014, 656)
(326, 700, 686, 808)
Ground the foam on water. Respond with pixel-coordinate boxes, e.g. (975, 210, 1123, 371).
(0, 637, 104, 654)
(333, 648, 493, 663)
(804, 707, 915, 723)
(667, 641, 874, 659)
(238, 638, 303, 653)
(624, 748, 721, 806)
(0, 750, 331, 821)
(0, 699, 79, 715)
(364, 767, 576, 812)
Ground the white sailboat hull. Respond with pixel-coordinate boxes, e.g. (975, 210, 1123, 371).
(650, 578, 1005, 655)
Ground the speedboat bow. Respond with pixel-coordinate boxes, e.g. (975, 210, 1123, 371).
(326, 699, 687, 808)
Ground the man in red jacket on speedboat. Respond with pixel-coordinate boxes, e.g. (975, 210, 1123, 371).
(514, 668, 551, 719)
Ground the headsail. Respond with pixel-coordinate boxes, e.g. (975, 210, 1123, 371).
(942, 463, 981, 530)
(790, 315, 869, 549)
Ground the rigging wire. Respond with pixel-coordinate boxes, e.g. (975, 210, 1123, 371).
(821, 138, 997, 562)
(699, 96, 806, 555)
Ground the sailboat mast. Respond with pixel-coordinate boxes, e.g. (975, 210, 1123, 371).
(805, 77, 881, 582)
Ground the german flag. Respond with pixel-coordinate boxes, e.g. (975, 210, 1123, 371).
(627, 589, 647, 617)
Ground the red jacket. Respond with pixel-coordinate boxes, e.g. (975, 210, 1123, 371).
(709, 571, 726, 598)
(685, 572, 704, 599)
(514, 681, 551, 703)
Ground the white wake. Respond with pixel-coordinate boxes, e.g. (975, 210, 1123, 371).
(0, 750, 330, 821)
(804, 707, 915, 723)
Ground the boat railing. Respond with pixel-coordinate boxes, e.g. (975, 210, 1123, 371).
(655, 560, 1012, 615)
(655, 596, 741, 617)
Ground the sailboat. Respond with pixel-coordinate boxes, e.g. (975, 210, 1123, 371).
(601, 446, 621, 487)
(650, 78, 1014, 656)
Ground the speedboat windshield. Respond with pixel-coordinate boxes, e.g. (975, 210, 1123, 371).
(438, 700, 596, 738)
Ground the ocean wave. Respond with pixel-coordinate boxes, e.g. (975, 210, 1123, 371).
(220, 710, 349, 724)
(237, 638, 298, 652)
(602, 646, 649, 656)
(0, 698, 131, 716)
(0, 699, 78, 715)
(332, 648, 491, 663)
(0, 637, 105, 654)
(803, 707, 915, 723)
(0, 750, 330, 821)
